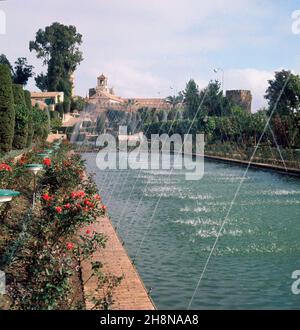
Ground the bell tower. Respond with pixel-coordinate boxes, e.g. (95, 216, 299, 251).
(97, 74, 108, 91)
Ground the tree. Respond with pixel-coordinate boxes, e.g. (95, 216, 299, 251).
(63, 99, 71, 113)
(96, 114, 106, 134)
(183, 79, 200, 119)
(0, 54, 13, 74)
(12, 84, 29, 149)
(55, 103, 64, 118)
(125, 99, 137, 112)
(35, 73, 48, 92)
(265, 70, 300, 116)
(201, 80, 229, 116)
(13, 57, 34, 86)
(30, 22, 83, 98)
(71, 96, 86, 112)
(32, 104, 49, 142)
(165, 94, 183, 110)
(0, 64, 15, 152)
(24, 90, 34, 147)
(50, 111, 62, 132)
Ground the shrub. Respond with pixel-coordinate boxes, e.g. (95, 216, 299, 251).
(32, 104, 49, 143)
(12, 84, 29, 149)
(0, 64, 15, 152)
(55, 103, 64, 118)
(63, 99, 71, 114)
(24, 90, 34, 148)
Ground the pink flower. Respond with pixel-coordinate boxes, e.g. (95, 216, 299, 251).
(55, 206, 63, 214)
(93, 194, 102, 201)
(66, 242, 74, 251)
(70, 192, 77, 199)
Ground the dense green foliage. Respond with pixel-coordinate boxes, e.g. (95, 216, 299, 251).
(13, 57, 34, 86)
(30, 22, 83, 100)
(24, 90, 34, 147)
(183, 79, 201, 119)
(265, 70, 300, 116)
(142, 70, 300, 154)
(0, 54, 34, 86)
(71, 96, 87, 112)
(50, 110, 63, 131)
(12, 84, 29, 149)
(32, 104, 49, 143)
(0, 64, 15, 152)
(96, 114, 106, 134)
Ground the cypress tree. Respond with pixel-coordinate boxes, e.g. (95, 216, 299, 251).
(24, 90, 34, 147)
(0, 64, 15, 152)
(12, 84, 29, 149)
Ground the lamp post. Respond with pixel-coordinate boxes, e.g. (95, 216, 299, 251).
(0, 189, 21, 223)
(25, 164, 44, 208)
(213, 68, 225, 95)
(37, 153, 50, 159)
(0, 190, 20, 205)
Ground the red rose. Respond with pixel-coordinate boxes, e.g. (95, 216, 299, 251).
(43, 158, 52, 167)
(66, 242, 74, 251)
(86, 229, 91, 234)
(42, 193, 52, 202)
(0, 163, 12, 172)
(93, 194, 101, 201)
(101, 205, 107, 212)
(77, 191, 86, 198)
(64, 203, 71, 209)
(55, 206, 63, 214)
(71, 192, 77, 199)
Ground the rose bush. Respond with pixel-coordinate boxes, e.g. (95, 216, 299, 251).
(2, 140, 120, 310)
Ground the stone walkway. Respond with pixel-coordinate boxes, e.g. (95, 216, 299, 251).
(80, 216, 156, 310)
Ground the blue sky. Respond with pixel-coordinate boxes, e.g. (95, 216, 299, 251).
(0, 0, 300, 111)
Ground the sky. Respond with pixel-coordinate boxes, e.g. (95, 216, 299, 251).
(1, 0, 300, 111)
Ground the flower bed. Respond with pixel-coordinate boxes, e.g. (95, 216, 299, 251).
(0, 140, 121, 310)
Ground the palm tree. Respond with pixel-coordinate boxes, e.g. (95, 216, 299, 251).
(165, 94, 183, 110)
(125, 99, 137, 112)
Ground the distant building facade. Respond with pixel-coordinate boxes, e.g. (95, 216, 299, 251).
(226, 90, 252, 113)
(31, 91, 64, 111)
(88, 74, 170, 112)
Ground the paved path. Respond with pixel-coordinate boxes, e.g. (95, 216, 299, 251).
(80, 216, 156, 310)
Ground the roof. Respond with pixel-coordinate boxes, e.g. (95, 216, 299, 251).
(62, 117, 82, 128)
(90, 89, 124, 103)
(97, 74, 107, 80)
(31, 92, 64, 98)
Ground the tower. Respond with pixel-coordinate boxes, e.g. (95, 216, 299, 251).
(97, 74, 108, 91)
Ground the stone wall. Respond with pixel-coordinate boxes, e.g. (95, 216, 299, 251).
(226, 90, 252, 113)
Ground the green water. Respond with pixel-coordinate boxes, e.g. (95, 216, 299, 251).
(83, 153, 300, 310)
